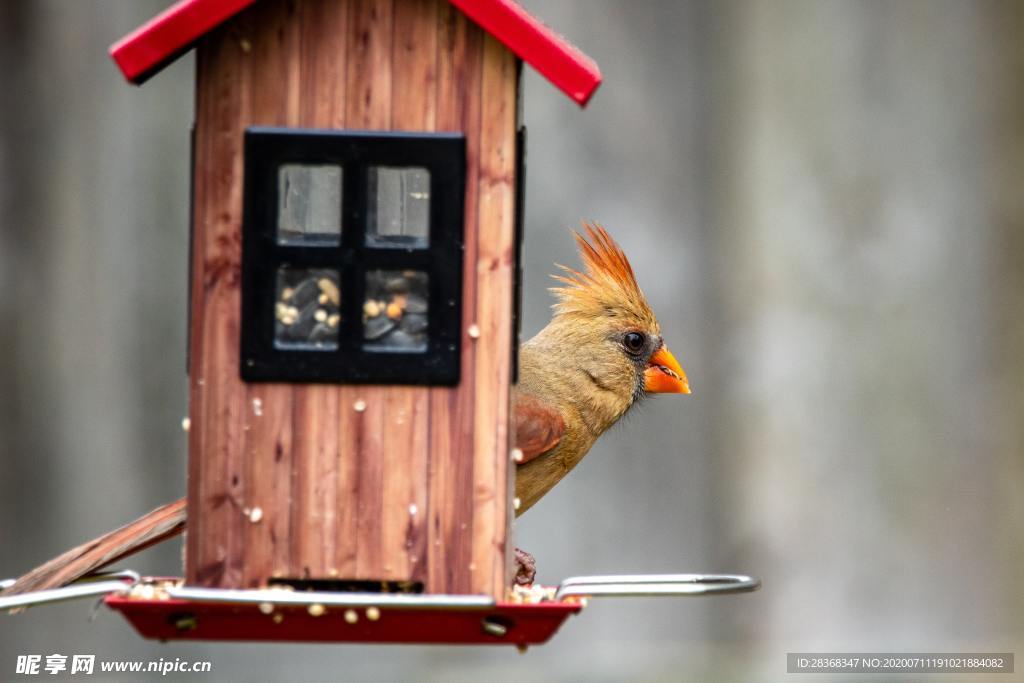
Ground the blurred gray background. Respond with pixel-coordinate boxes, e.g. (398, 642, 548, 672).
(1, 1, 1022, 681)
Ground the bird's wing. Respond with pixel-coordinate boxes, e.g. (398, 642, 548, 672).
(513, 393, 565, 464)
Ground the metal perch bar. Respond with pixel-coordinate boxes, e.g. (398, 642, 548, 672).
(2, 571, 760, 612)
(0, 571, 139, 611)
(164, 586, 496, 610)
(555, 573, 761, 601)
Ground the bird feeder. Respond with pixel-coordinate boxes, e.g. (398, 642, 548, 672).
(0, 0, 759, 647)
(108, 0, 605, 602)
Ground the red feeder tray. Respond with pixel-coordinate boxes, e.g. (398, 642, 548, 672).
(105, 590, 582, 647)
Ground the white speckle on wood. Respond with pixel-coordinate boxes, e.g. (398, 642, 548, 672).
(353, 399, 367, 412)
(181, 417, 191, 432)
(252, 398, 263, 416)
(467, 323, 481, 339)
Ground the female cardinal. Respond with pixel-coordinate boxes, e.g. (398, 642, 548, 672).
(2, 224, 688, 595)
(514, 223, 689, 515)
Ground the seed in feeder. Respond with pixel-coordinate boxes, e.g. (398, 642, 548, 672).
(383, 330, 423, 350)
(404, 294, 428, 314)
(353, 399, 367, 412)
(318, 293, 329, 305)
(290, 278, 321, 308)
(393, 294, 408, 309)
(386, 302, 402, 320)
(363, 300, 381, 318)
(248, 506, 263, 523)
(366, 606, 380, 621)
(309, 322, 334, 345)
(385, 277, 409, 294)
(314, 308, 328, 322)
(281, 287, 295, 300)
(344, 609, 358, 624)
(272, 613, 284, 624)
(308, 603, 326, 617)
(468, 324, 481, 339)
(258, 602, 274, 615)
(181, 417, 191, 432)
(318, 277, 340, 306)
(327, 313, 340, 327)
(275, 302, 289, 320)
(401, 313, 427, 335)
(364, 315, 396, 340)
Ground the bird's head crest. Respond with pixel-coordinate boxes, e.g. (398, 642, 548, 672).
(550, 223, 658, 329)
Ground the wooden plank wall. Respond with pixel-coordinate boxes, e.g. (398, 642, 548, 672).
(186, 0, 517, 599)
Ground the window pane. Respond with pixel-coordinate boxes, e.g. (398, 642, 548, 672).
(278, 164, 342, 245)
(366, 167, 430, 249)
(363, 270, 428, 352)
(275, 267, 341, 350)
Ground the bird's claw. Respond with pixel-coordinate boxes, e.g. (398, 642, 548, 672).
(514, 547, 536, 586)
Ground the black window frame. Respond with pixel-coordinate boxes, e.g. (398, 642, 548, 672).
(240, 127, 465, 386)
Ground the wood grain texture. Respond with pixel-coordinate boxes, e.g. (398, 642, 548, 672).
(473, 34, 517, 594)
(293, 0, 347, 581)
(243, 0, 301, 587)
(386, 0, 436, 585)
(345, 0, 393, 582)
(188, 0, 518, 599)
(188, 7, 251, 587)
(427, 2, 483, 594)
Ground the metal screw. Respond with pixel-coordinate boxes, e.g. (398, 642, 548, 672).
(481, 618, 507, 637)
(173, 614, 197, 632)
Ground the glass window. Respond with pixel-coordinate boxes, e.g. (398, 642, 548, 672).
(363, 269, 428, 352)
(241, 129, 464, 385)
(274, 267, 341, 350)
(277, 164, 342, 246)
(366, 167, 430, 249)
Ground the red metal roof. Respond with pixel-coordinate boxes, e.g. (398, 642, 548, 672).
(110, 0, 601, 107)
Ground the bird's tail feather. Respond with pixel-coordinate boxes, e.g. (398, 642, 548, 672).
(1, 498, 186, 597)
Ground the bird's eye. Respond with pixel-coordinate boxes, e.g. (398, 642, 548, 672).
(623, 332, 646, 354)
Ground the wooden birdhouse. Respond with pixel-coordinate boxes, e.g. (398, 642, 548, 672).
(108, 0, 601, 603)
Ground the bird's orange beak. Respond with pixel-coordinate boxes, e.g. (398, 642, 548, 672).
(644, 344, 690, 394)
